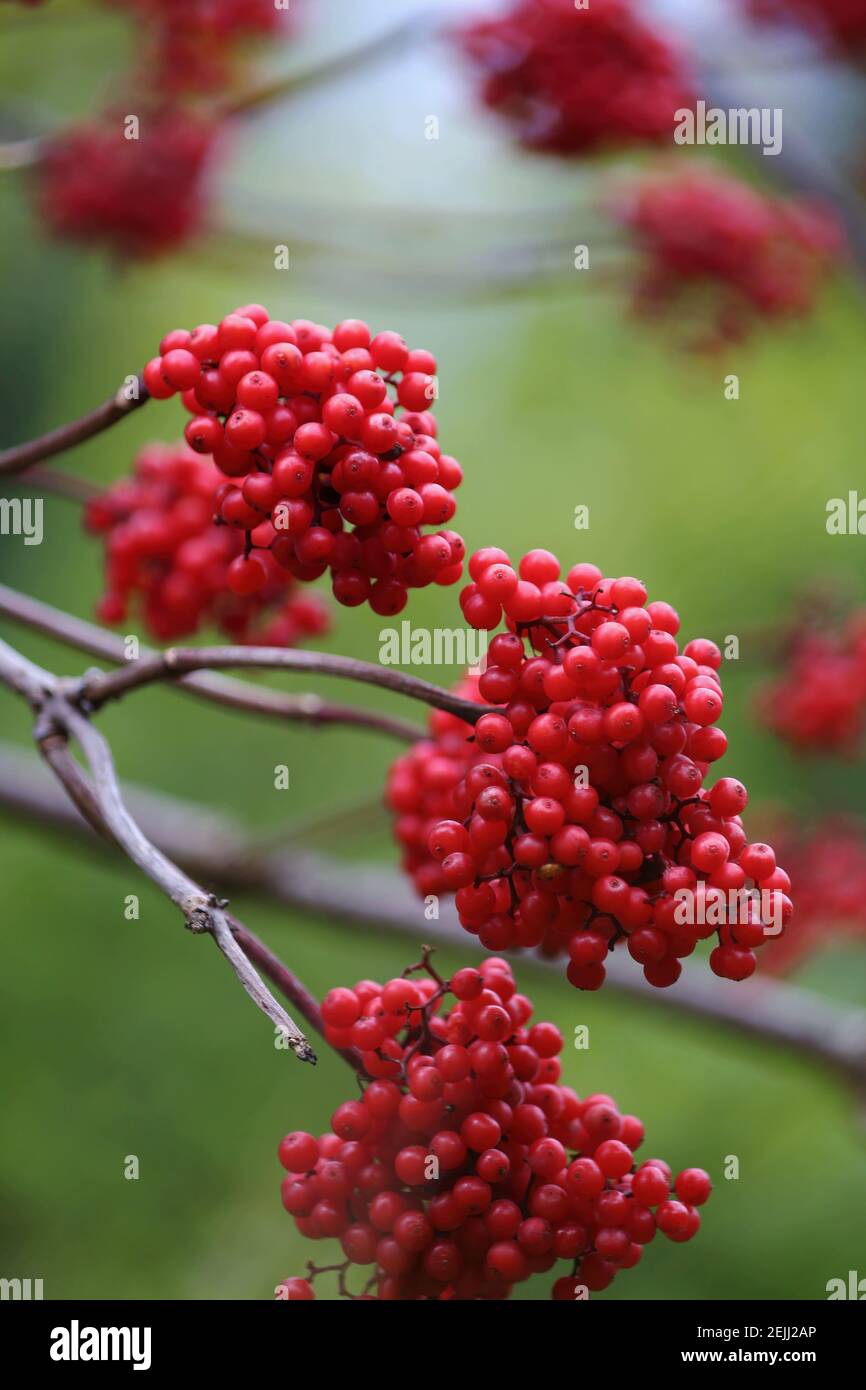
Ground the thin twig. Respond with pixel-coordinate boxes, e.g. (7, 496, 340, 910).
(2, 465, 101, 503)
(0, 584, 426, 743)
(3, 740, 866, 1096)
(0, 637, 317, 1064)
(0, 135, 42, 171)
(0, 377, 149, 477)
(226, 10, 438, 118)
(79, 643, 488, 725)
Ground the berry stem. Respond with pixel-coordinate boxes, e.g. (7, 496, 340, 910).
(0, 376, 149, 477)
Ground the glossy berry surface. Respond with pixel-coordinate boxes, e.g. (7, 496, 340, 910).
(85, 441, 329, 644)
(388, 550, 791, 988)
(38, 110, 214, 259)
(279, 955, 708, 1300)
(457, 0, 694, 155)
(139, 309, 465, 615)
(616, 171, 841, 348)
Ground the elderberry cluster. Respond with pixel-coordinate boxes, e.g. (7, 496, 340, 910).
(747, 0, 866, 55)
(614, 171, 842, 347)
(456, 0, 694, 155)
(38, 110, 215, 261)
(33, 2, 288, 257)
(85, 442, 328, 644)
(277, 956, 710, 1300)
(142, 307, 465, 615)
(754, 817, 866, 974)
(114, 0, 283, 95)
(757, 611, 866, 755)
(388, 549, 791, 988)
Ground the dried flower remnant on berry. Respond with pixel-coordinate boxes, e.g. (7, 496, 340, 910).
(278, 955, 710, 1299)
(456, 0, 694, 155)
(388, 549, 791, 990)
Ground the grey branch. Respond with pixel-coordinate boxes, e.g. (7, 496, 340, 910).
(3, 742, 866, 1095)
(0, 584, 425, 743)
(0, 639, 317, 1064)
(0, 377, 149, 476)
(79, 643, 489, 725)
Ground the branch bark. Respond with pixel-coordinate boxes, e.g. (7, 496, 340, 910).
(79, 643, 488, 725)
(0, 584, 426, 743)
(3, 741, 865, 1096)
(0, 638, 318, 1064)
(0, 377, 149, 477)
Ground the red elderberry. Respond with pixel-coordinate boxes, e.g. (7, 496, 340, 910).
(389, 547, 790, 990)
(38, 109, 215, 259)
(613, 170, 842, 348)
(745, 0, 866, 57)
(757, 605, 866, 755)
(85, 441, 329, 645)
(117, 0, 286, 95)
(138, 308, 466, 616)
(456, 0, 694, 156)
(278, 954, 708, 1299)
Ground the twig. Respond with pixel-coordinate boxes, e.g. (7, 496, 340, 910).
(0, 638, 317, 1064)
(226, 10, 438, 118)
(0, 377, 149, 477)
(79, 643, 489, 726)
(3, 740, 866, 1096)
(0, 135, 42, 171)
(2, 465, 100, 503)
(228, 918, 363, 1074)
(0, 584, 426, 743)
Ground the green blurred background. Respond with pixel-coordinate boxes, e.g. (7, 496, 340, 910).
(1, 0, 865, 1301)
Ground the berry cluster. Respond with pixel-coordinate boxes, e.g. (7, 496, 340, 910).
(754, 817, 866, 974)
(278, 955, 709, 1300)
(456, 0, 694, 155)
(142, 307, 465, 615)
(389, 549, 791, 988)
(757, 610, 866, 755)
(614, 171, 842, 347)
(115, 0, 283, 94)
(32, 1, 287, 256)
(747, 0, 866, 55)
(85, 441, 328, 644)
(38, 110, 215, 260)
